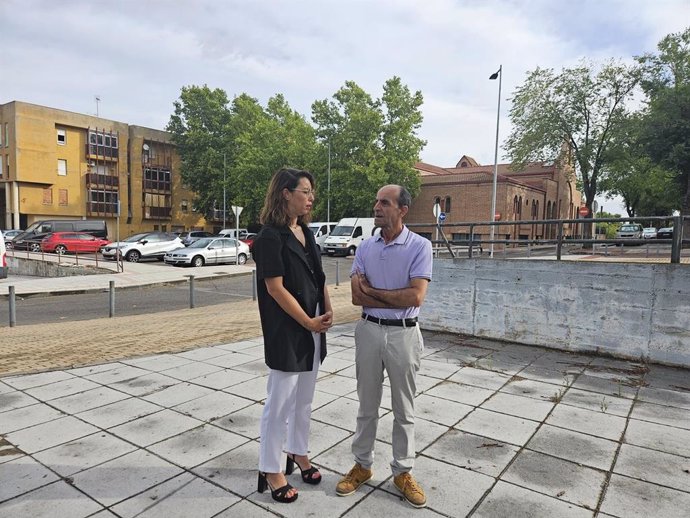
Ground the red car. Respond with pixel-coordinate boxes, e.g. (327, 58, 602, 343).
(41, 232, 110, 254)
(241, 233, 257, 252)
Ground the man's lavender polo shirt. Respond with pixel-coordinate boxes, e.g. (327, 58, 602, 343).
(351, 225, 433, 320)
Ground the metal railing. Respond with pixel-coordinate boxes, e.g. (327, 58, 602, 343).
(408, 214, 689, 264)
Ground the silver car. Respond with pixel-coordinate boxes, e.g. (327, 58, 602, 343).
(164, 237, 250, 267)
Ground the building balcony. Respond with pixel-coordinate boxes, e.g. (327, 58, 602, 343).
(143, 180, 171, 192)
(144, 206, 172, 219)
(86, 173, 119, 188)
(86, 144, 119, 161)
(86, 201, 119, 216)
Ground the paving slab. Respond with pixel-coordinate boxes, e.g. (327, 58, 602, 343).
(0, 403, 66, 434)
(422, 429, 519, 477)
(525, 424, 618, 471)
(0, 455, 60, 502)
(425, 380, 496, 406)
(473, 481, 594, 518)
(108, 409, 203, 447)
(623, 418, 690, 457)
(545, 403, 628, 441)
(502, 449, 606, 509)
(5, 415, 100, 454)
(629, 400, 690, 430)
(110, 473, 240, 518)
(0, 480, 104, 518)
(414, 393, 473, 427)
(456, 408, 540, 447)
(613, 443, 690, 493)
(75, 396, 161, 429)
(599, 473, 690, 518)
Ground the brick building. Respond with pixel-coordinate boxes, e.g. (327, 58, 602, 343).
(407, 154, 583, 243)
(0, 101, 211, 237)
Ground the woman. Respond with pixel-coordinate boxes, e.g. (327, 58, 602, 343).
(253, 167, 333, 503)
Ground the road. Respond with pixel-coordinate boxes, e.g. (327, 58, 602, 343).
(0, 256, 354, 327)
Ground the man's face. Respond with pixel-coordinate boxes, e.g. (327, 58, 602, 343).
(373, 186, 407, 229)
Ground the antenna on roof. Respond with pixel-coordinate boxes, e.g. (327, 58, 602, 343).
(95, 95, 101, 117)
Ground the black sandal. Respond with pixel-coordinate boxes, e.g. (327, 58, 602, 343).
(257, 472, 298, 503)
(285, 453, 322, 485)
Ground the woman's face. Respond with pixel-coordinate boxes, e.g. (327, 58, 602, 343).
(285, 177, 315, 218)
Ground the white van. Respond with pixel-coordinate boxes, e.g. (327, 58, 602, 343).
(308, 222, 337, 253)
(324, 217, 376, 256)
(218, 228, 248, 240)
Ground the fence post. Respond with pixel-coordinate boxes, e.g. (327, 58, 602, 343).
(109, 281, 115, 317)
(556, 221, 564, 261)
(335, 260, 340, 286)
(671, 215, 682, 264)
(9, 286, 16, 327)
(252, 270, 256, 301)
(189, 275, 196, 308)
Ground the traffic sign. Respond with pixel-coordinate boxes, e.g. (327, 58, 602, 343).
(432, 203, 441, 218)
(578, 206, 589, 217)
(438, 212, 446, 222)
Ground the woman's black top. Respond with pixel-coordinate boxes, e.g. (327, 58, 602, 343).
(253, 223, 327, 372)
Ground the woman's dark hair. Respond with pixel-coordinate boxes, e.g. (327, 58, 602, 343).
(260, 167, 315, 227)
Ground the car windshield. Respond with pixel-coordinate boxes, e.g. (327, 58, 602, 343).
(620, 225, 638, 231)
(308, 225, 320, 235)
(123, 233, 149, 242)
(643, 228, 656, 232)
(331, 226, 354, 237)
(189, 238, 214, 248)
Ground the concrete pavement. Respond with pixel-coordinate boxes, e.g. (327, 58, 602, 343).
(2, 322, 690, 517)
(1, 255, 690, 516)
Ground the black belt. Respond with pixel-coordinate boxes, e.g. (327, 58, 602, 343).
(362, 313, 418, 327)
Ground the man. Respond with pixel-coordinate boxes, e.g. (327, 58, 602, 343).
(336, 184, 433, 508)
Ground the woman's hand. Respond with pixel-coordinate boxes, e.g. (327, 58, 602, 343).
(305, 311, 333, 333)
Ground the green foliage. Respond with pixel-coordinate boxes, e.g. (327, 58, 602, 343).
(312, 77, 425, 220)
(505, 61, 639, 209)
(637, 27, 690, 217)
(168, 78, 425, 225)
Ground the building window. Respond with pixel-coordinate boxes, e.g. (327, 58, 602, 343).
(89, 189, 119, 212)
(4, 123, 8, 147)
(59, 189, 68, 206)
(58, 159, 67, 176)
(445, 196, 451, 213)
(181, 199, 188, 212)
(0, 156, 2, 178)
(57, 129, 66, 145)
(43, 188, 53, 205)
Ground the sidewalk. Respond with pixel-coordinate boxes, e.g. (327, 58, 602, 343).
(2, 321, 689, 517)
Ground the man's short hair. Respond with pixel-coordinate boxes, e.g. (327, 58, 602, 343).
(397, 186, 412, 208)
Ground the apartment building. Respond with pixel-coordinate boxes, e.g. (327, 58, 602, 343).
(0, 101, 209, 237)
(408, 154, 584, 242)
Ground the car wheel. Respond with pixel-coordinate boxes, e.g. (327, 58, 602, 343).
(30, 243, 41, 252)
(348, 246, 356, 256)
(55, 245, 67, 255)
(126, 250, 141, 262)
(237, 253, 247, 265)
(192, 255, 205, 267)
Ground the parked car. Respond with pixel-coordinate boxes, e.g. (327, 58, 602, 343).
(179, 230, 215, 247)
(2, 229, 23, 242)
(657, 226, 674, 239)
(0, 232, 6, 279)
(101, 232, 183, 262)
(40, 232, 110, 254)
(615, 223, 643, 240)
(164, 237, 249, 267)
(308, 222, 337, 253)
(218, 228, 249, 240)
(642, 227, 657, 239)
(9, 219, 107, 250)
(240, 233, 257, 252)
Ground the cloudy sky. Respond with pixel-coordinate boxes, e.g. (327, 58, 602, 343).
(2, 0, 688, 212)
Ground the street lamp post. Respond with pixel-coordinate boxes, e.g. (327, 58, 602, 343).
(489, 65, 502, 258)
(327, 142, 331, 224)
(223, 152, 226, 229)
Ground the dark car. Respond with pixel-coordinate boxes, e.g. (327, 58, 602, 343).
(657, 226, 674, 239)
(41, 232, 110, 254)
(10, 219, 107, 250)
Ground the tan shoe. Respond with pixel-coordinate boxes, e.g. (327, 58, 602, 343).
(394, 472, 427, 508)
(336, 463, 373, 496)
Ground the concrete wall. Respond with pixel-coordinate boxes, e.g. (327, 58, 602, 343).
(422, 259, 690, 368)
(7, 256, 110, 277)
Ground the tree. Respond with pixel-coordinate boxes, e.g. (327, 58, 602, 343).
(599, 114, 680, 217)
(167, 85, 233, 220)
(505, 61, 639, 225)
(312, 77, 425, 219)
(637, 27, 690, 232)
